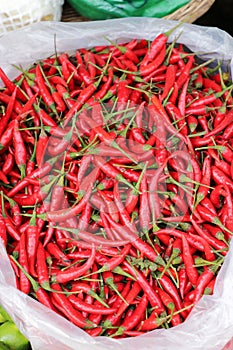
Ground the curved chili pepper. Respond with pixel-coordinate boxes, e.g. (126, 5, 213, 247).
(3, 195, 21, 227)
(104, 213, 158, 262)
(193, 266, 217, 304)
(211, 166, 233, 192)
(191, 219, 228, 254)
(51, 283, 95, 329)
(68, 295, 116, 315)
(159, 274, 187, 319)
(123, 260, 165, 312)
(121, 294, 148, 332)
(141, 35, 167, 67)
(51, 245, 95, 284)
(0, 88, 17, 139)
(166, 101, 188, 136)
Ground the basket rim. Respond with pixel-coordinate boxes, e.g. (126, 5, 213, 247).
(165, 0, 215, 23)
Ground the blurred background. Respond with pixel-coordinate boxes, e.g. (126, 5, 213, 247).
(195, 0, 233, 36)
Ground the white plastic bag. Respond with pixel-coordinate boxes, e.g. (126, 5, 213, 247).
(0, 0, 64, 35)
(0, 18, 233, 350)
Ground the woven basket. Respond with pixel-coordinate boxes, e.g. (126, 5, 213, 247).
(61, 0, 215, 23)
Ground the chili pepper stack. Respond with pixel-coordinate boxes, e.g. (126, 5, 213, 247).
(0, 27, 232, 338)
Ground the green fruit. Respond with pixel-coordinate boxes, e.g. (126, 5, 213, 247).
(0, 305, 12, 324)
(0, 322, 29, 350)
(0, 341, 11, 349)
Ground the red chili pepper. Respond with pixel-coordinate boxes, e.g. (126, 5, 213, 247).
(0, 68, 26, 102)
(193, 266, 217, 304)
(150, 95, 187, 145)
(139, 309, 163, 331)
(166, 101, 188, 135)
(130, 127, 146, 144)
(204, 277, 216, 296)
(149, 163, 167, 222)
(0, 92, 23, 115)
(222, 120, 233, 140)
(64, 82, 98, 126)
(191, 219, 228, 254)
(77, 64, 93, 86)
(176, 56, 194, 89)
(56, 84, 75, 108)
(215, 159, 231, 176)
(69, 294, 117, 315)
(139, 176, 151, 233)
(204, 110, 233, 139)
(159, 274, 187, 319)
(36, 242, 50, 289)
(113, 181, 136, 232)
(26, 142, 37, 180)
(35, 64, 57, 113)
(188, 232, 215, 261)
(99, 244, 131, 273)
(91, 68, 113, 102)
(140, 45, 166, 76)
(93, 155, 137, 189)
(18, 232, 31, 294)
(155, 228, 204, 252)
(123, 260, 165, 312)
(211, 166, 233, 192)
(193, 70, 203, 88)
(51, 283, 95, 329)
(6, 155, 58, 198)
(161, 65, 177, 101)
(200, 197, 217, 215)
(102, 281, 132, 328)
(3, 195, 21, 227)
(51, 245, 95, 284)
(120, 294, 148, 332)
(2, 152, 14, 175)
(181, 234, 199, 286)
(25, 206, 39, 277)
(104, 212, 158, 262)
(195, 155, 211, 206)
(140, 33, 167, 67)
(189, 90, 227, 110)
(0, 193, 20, 242)
(98, 189, 119, 223)
(111, 162, 140, 182)
(0, 121, 15, 154)
(0, 215, 7, 247)
(13, 119, 27, 178)
(0, 88, 17, 139)
(178, 267, 187, 300)
(125, 188, 138, 214)
(202, 77, 222, 92)
(13, 179, 56, 206)
(76, 154, 92, 186)
(46, 241, 70, 265)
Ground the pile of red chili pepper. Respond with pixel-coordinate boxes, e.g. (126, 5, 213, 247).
(0, 26, 233, 338)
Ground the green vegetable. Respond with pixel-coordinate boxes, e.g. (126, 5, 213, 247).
(0, 341, 10, 349)
(0, 321, 30, 350)
(0, 305, 12, 324)
(67, 0, 191, 20)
